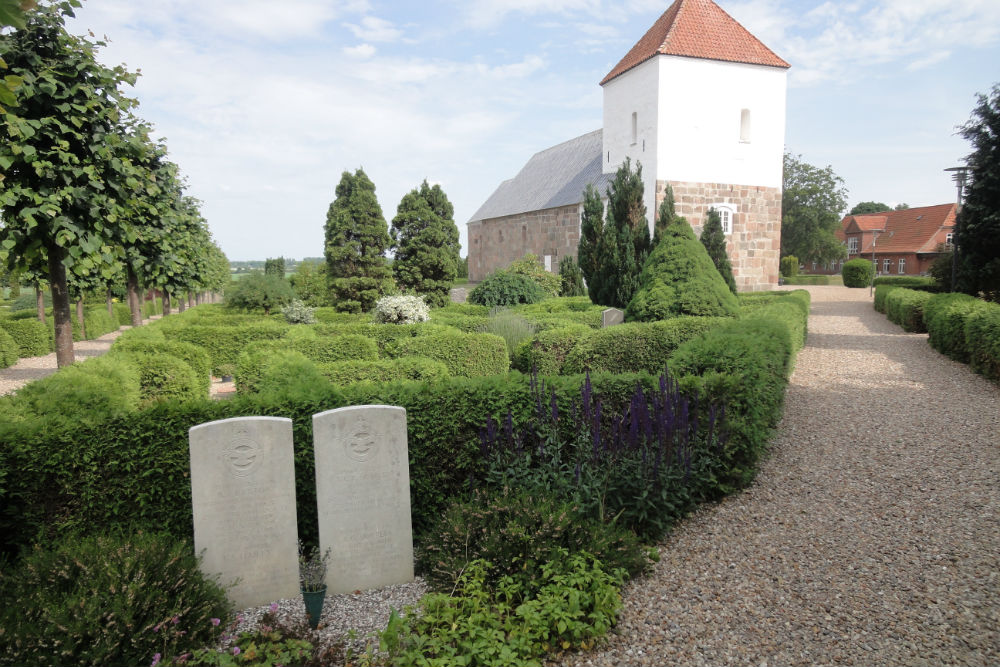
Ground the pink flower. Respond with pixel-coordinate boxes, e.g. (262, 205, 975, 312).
(151, 653, 161, 667)
(172, 616, 180, 625)
(153, 623, 162, 633)
(232, 647, 241, 656)
(269, 602, 279, 613)
(211, 618, 221, 627)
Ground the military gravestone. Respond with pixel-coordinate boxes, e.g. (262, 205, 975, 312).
(189, 416, 300, 609)
(313, 405, 414, 593)
(602, 307, 624, 327)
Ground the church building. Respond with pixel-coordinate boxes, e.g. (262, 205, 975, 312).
(467, 0, 790, 291)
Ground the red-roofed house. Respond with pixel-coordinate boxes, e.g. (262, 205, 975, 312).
(808, 204, 956, 275)
(468, 0, 790, 290)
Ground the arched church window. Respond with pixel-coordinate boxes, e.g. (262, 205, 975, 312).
(710, 203, 735, 235)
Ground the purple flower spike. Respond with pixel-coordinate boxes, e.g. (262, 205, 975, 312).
(151, 653, 161, 667)
(233, 647, 241, 656)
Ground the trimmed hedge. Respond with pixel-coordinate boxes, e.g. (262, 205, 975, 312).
(391, 331, 509, 377)
(111, 350, 202, 407)
(842, 258, 874, 288)
(318, 356, 451, 388)
(782, 275, 837, 285)
(872, 276, 939, 289)
(0, 318, 51, 357)
(111, 338, 212, 397)
(513, 324, 592, 375)
(561, 317, 729, 376)
(164, 321, 290, 374)
(924, 293, 990, 362)
(113, 303, 132, 326)
(884, 288, 933, 332)
(0, 327, 17, 368)
(966, 302, 1000, 383)
(235, 334, 379, 393)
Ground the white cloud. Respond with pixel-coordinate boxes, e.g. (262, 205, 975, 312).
(344, 16, 403, 42)
(343, 43, 377, 58)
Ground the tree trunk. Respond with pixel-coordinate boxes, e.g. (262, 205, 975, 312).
(35, 283, 46, 324)
(188, 291, 194, 308)
(106, 288, 114, 320)
(76, 297, 86, 339)
(47, 248, 74, 367)
(195, 292, 202, 306)
(127, 266, 142, 327)
(178, 296, 186, 312)
(162, 291, 171, 316)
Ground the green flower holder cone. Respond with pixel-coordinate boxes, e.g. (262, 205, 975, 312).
(302, 587, 326, 630)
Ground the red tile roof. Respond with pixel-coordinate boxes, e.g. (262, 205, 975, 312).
(840, 203, 956, 255)
(601, 0, 790, 86)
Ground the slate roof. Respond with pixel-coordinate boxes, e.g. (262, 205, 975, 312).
(838, 204, 956, 254)
(468, 129, 615, 222)
(601, 0, 790, 86)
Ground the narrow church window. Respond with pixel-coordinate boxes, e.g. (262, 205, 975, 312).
(631, 112, 637, 145)
(711, 203, 735, 235)
(739, 108, 751, 143)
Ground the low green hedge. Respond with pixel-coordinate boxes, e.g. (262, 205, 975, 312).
(884, 288, 933, 333)
(318, 356, 450, 388)
(0, 327, 18, 368)
(391, 331, 509, 377)
(141, 298, 162, 318)
(0, 318, 51, 357)
(966, 302, 1000, 383)
(924, 293, 990, 362)
(782, 275, 836, 285)
(71, 307, 118, 341)
(113, 303, 132, 326)
(164, 321, 290, 374)
(842, 258, 874, 288)
(235, 334, 379, 393)
(513, 324, 592, 374)
(872, 276, 939, 289)
(111, 350, 202, 407)
(561, 317, 729, 375)
(111, 338, 212, 397)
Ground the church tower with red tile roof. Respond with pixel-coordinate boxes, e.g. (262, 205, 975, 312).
(601, 0, 789, 290)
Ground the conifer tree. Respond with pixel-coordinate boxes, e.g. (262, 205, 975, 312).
(598, 158, 650, 307)
(577, 183, 605, 303)
(390, 180, 460, 307)
(324, 168, 394, 312)
(652, 183, 676, 248)
(700, 208, 737, 294)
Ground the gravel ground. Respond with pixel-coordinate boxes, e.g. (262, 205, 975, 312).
(557, 286, 999, 666)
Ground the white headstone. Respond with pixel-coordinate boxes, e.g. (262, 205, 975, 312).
(602, 307, 625, 327)
(313, 405, 414, 593)
(189, 416, 300, 609)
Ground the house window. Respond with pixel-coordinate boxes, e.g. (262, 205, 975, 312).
(710, 204, 735, 235)
(848, 237, 858, 254)
(883, 258, 891, 273)
(945, 232, 954, 245)
(898, 258, 906, 274)
(631, 112, 637, 145)
(544, 254, 553, 272)
(739, 108, 751, 142)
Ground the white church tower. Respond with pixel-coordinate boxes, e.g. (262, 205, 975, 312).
(601, 0, 789, 290)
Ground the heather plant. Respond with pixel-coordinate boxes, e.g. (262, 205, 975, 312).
(188, 608, 315, 667)
(476, 371, 727, 541)
(372, 295, 430, 324)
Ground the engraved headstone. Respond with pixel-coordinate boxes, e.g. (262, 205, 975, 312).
(189, 416, 300, 609)
(313, 405, 414, 593)
(602, 307, 625, 327)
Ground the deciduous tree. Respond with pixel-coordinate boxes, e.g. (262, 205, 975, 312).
(849, 201, 891, 215)
(781, 152, 849, 266)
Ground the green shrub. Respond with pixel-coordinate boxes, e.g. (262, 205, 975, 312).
(782, 274, 836, 285)
(2, 356, 141, 427)
(966, 302, 1000, 383)
(165, 322, 290, 374)
(0, 327, 18, 368)
(372, 295, 430, 324)
(562, 317, 728, 376)
(10, 290, 50, 312)
(281, 299, 316, 324)
(318, 356, 450, 388)
(0, 531, 230, 667)
(113, 350, 202, 407)
(0, 318, 50, 357)
(225, 273, 295, 315)
(842, 258, 874, 287)
(392, 331, 509, 377)
(112, 339, 211, 392)
(872, 276, 939, 288)
(311, 307, 367, 324)
(113, 302, 133, 326)
(873, 284, 900, 313)
(418, 488, 651, 594)
(290, 334, 378, 364)
(884, 288, 933, 332)
(780, 255, 799, 277)
(141, 298, 163, 318)
(254, 350, 329, 397)
(513, 324, 591, 374)
(507, 253, 561, 297)
(377, 554, 621, 666)
(72, 306, 117, 341)
(468, 271, 546, 308)
(559, 256, 586, 297)
(116, 324, 167, 344)
(483, 308, 537, 360)
(924, 292, 990, 362)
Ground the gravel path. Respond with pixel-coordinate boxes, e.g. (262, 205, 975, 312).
(560, 286, 999, 666)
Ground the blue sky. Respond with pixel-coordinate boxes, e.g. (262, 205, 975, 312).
(66, 0, 1000, 261)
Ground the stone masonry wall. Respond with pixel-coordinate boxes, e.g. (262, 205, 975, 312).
(658, 180, 782, 291)
(467, 202, 580, 282)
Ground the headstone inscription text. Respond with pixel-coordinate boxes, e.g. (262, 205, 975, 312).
(313, 405, 414, 593)
(189, 416, 300, 609)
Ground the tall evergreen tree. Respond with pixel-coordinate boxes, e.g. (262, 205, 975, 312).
(700, 208, 737, 294)
(577, 183, 605, 303)
(390, 180, 460, 307)
(598, 158, 650, 307)
(324, 168, 394, 312)
(955, 83, 1000, 301)
(264, 257, 285, 277)
(652, 183, 676, 248)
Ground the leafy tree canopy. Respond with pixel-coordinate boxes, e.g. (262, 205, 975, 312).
(781, 152, 849, 265)
(849, 201, 891, 215)
(390, 180, 460, 307)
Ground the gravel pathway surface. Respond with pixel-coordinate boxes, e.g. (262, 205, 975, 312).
(559, 286, 999, 666)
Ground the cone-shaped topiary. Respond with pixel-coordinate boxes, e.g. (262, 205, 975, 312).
(626, 217, 741, 321)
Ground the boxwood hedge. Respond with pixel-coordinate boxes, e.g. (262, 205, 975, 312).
(391, 331, 509, 377)
(884, 288, 933, 332)
(0, 318, 51, 358)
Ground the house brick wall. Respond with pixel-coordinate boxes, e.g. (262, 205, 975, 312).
(468, 202, 581, 282)
(659, 180, 782, 291)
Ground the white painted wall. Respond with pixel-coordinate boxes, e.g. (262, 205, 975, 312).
(655, 57, 786, 188)
(602, 57, 659, 232)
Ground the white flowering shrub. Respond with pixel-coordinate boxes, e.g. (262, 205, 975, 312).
(373, 295, 430, 324)
(281, 299, 317, 324)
